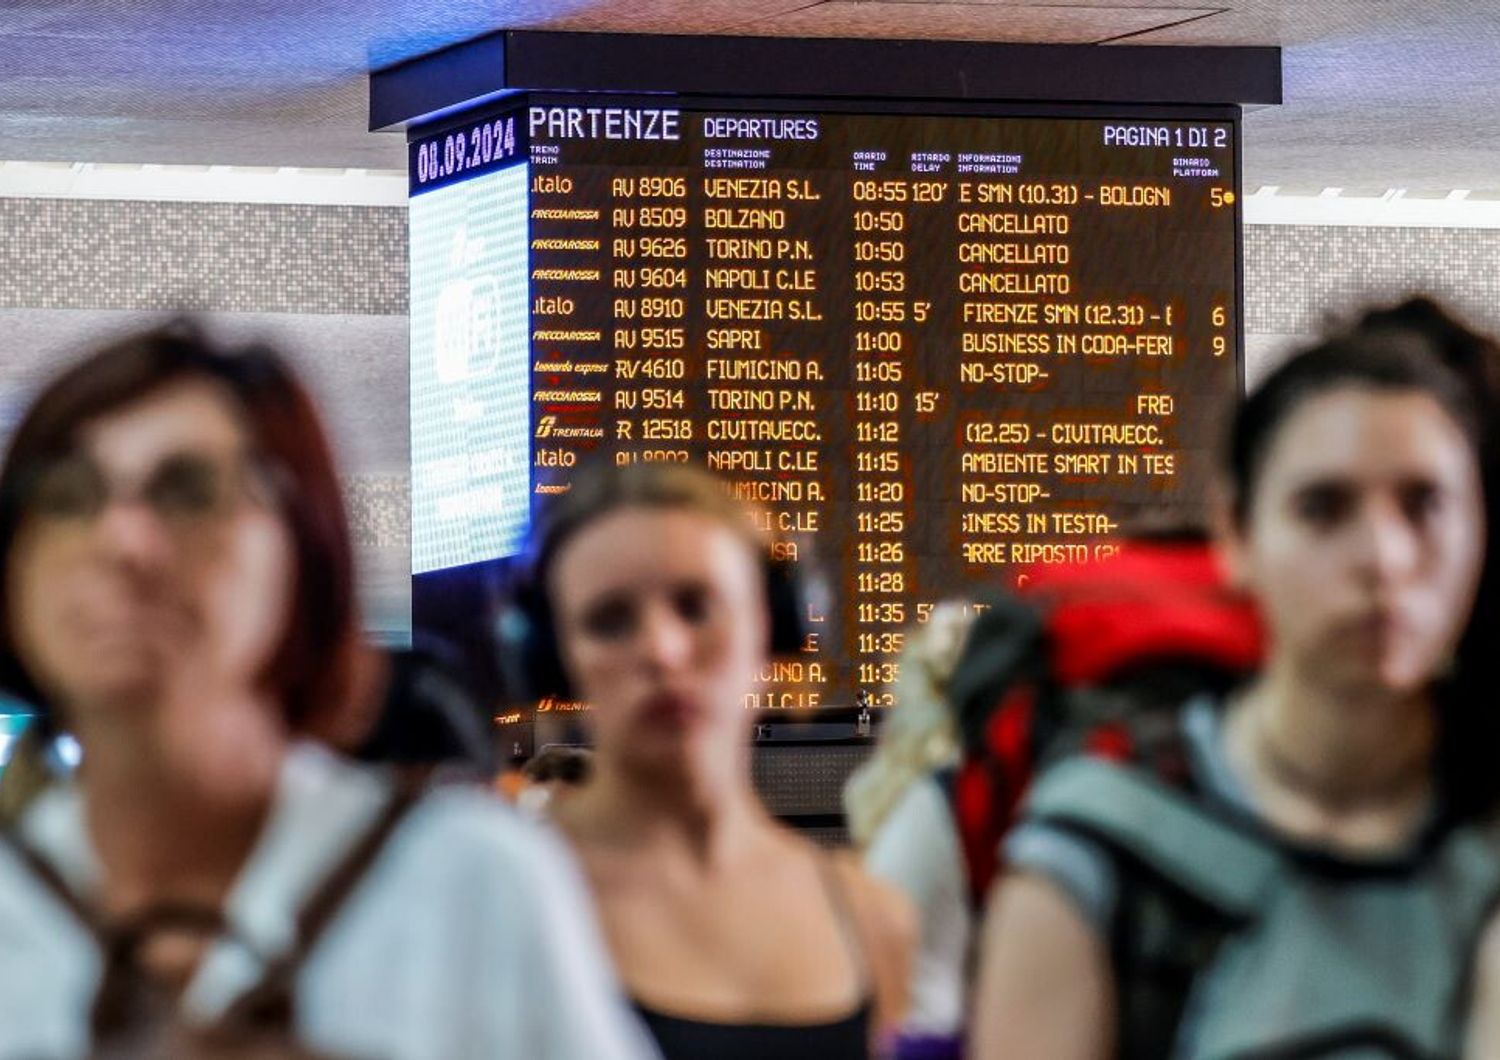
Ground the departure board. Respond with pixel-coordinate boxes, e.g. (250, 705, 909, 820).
(408, 99, 1240, 709)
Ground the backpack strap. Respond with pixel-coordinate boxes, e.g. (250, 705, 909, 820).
(216, 779, 422, 1029)
(1024, 756, 1279, 920)
(2, 778, 421, 1040)
(0, 825, 96, 927)
(946, 592, 1047, 754)
(1, 826, 230, 1037)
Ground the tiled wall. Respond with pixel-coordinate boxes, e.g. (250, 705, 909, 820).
(0, 196, 1491, 639)
(0, 200, 407, 314)
(1244, 225, 1500, 336)
(0, 198, 412, 640)
(1242, 224, 1500, 383)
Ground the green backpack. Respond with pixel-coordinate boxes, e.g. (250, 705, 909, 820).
(1025, 756, 1500, 1059)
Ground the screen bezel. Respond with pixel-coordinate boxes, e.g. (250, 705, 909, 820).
(407, 92, 1248, 715)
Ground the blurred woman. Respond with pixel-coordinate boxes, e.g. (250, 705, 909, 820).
(0, 324, 654, 1058)
(974, 298, 1500, 1059)
(510, 460, 913, 1059)
(843, 602, 975, 1059)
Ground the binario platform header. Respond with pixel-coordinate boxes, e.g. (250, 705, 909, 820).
(407, 98, 1241, 709)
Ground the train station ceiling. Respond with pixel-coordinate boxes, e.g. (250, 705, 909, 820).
(0, 1, 1496, 193)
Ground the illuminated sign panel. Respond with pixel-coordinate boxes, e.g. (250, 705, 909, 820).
(409, 162, 533, 574)
(409, 102, 1240, 706)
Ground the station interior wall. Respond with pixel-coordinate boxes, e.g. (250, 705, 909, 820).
(2, 195, 1496, 647)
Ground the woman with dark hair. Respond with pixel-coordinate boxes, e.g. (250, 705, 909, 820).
(973, 298, 1500, 1059)
(0, 324, 655, 1058)
(508, 459, 913, 1060)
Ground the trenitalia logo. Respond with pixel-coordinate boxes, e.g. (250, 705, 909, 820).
(536, 696, 591, 712)
(534, 415, 605, 439)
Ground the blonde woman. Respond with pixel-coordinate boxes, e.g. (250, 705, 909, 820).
(844, 602, 976, 1059)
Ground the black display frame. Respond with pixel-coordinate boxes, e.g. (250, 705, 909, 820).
(372, 30, 1280, 132)
(408, 89, 1247, 735)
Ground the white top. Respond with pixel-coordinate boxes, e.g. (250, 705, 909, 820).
(863, 775, 974, 1037)
(0, 742, 660, 1060)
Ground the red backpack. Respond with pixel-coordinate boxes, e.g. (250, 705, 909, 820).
(942, 536, 1264, 907)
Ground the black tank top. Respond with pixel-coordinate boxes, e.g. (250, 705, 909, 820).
(632, 854, 874, 1060)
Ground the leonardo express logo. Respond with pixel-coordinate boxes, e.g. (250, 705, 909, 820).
(535, 415, 605, 440)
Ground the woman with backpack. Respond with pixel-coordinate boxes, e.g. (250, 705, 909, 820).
(974, 298, 1500, 1059)
(0, 324, 655, 1058)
